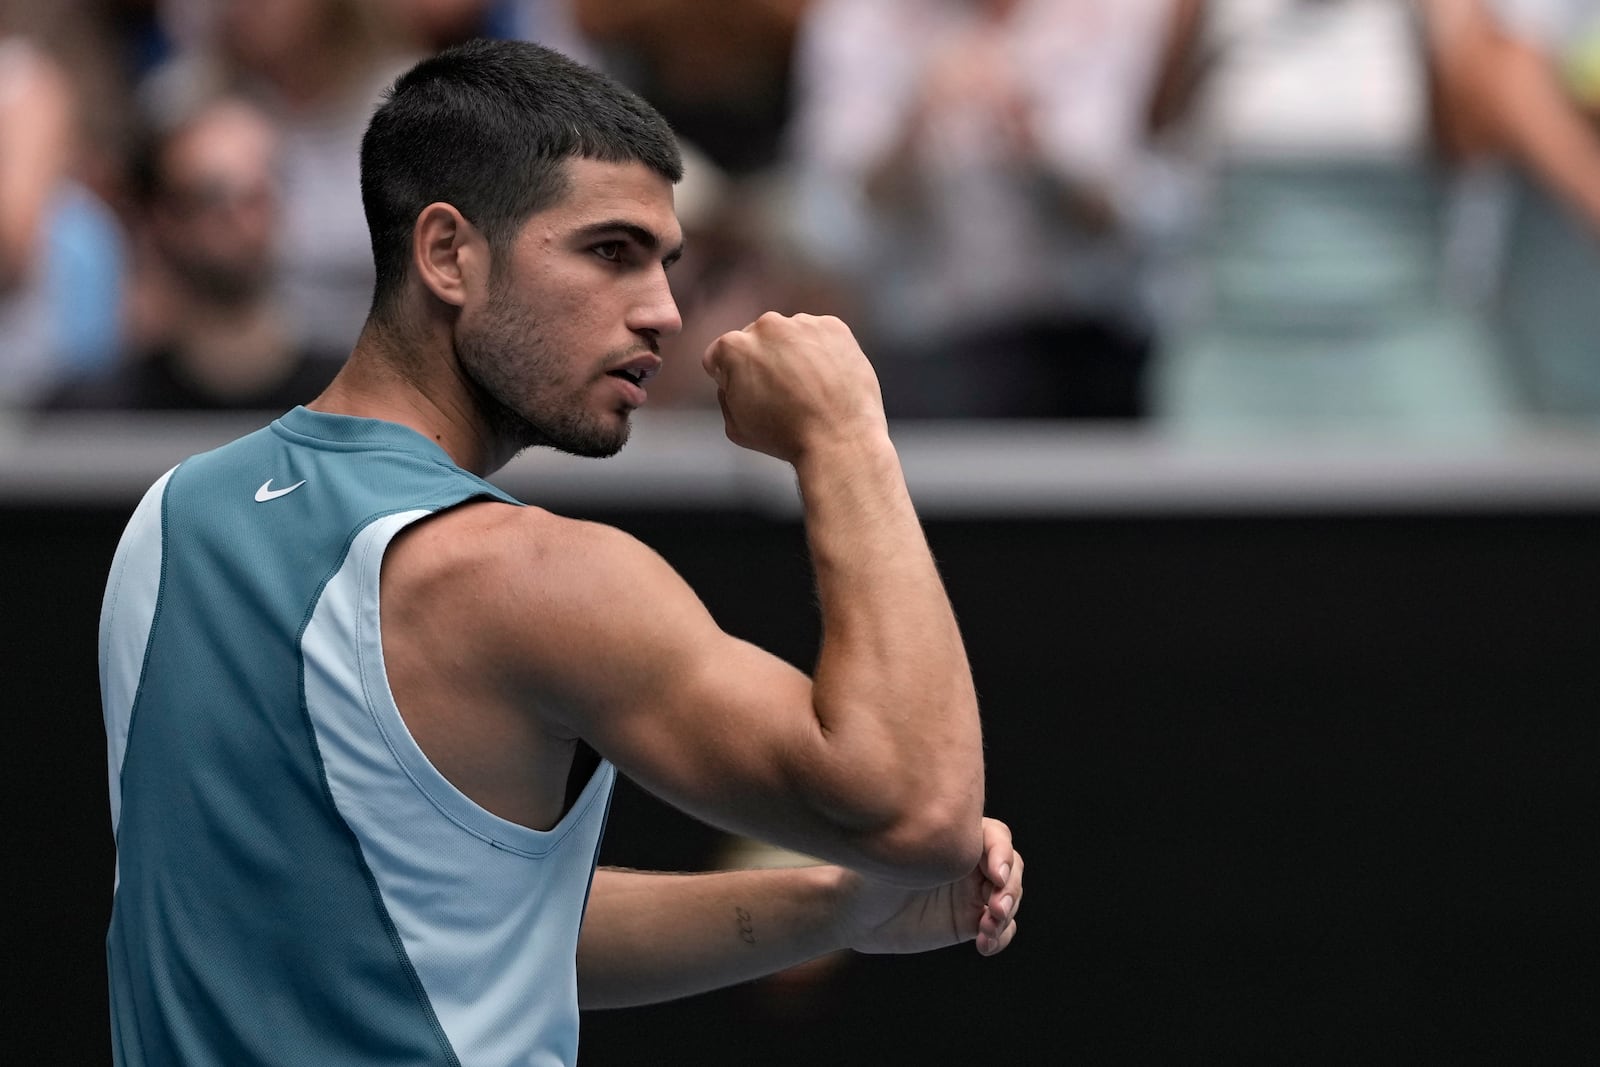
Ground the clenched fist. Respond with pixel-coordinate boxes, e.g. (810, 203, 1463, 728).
(701, 313, 887, 463)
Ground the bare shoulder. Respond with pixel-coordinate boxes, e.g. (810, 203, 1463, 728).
(382, 499, 715, 690)
(384, 498, 686, 606)
(386, 498, 635, 572)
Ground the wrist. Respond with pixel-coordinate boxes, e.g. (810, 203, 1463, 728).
(790, 421, 897, 482)
(814, 864, 862, 953)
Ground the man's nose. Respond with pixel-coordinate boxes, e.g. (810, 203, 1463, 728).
(632, 270, 683, 340)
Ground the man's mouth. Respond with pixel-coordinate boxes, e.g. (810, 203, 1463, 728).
(608, 358, 661, 388)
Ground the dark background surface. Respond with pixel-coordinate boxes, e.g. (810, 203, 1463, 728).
(6, 500, 1597, 1065)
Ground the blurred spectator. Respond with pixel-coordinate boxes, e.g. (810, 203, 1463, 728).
(1455, 0, 1600, 421)
(140, 0, 421, 361)
(0, 8, 130, 408)
(574, 0, 809, 177)
(1146, 0, 1537, 441)
(1427, 0, 1600, 227)
(787, 0, 1180, 419)
(48, 94, 335, 411)
(386, 0, 500, 50)
(102, 0, 175, 79)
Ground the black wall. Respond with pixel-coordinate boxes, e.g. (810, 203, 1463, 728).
(7, 503, 1597, 1064)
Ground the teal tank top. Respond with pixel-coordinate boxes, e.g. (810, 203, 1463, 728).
(99, 406, 615, 1066)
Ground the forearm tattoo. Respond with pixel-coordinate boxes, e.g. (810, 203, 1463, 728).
(735, 906, 756, 945)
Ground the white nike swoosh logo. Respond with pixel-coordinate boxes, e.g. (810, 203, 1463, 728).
(254, 479, 307, 502)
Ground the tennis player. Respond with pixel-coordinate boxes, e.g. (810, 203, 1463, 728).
(98, 38, 1021, 1065)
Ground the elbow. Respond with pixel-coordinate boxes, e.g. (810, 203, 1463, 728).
(802, 689, 986, 885)
(849, 789, 983, 888)
(871, 814, 982, 888)
(801, 766, 982, 886)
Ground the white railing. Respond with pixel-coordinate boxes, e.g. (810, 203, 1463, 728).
(5, 409, 1600, 514)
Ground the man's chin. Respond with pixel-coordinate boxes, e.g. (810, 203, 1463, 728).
(526, 416, 631, 460)
(559, 437, 627, 460)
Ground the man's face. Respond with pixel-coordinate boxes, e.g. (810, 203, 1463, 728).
(454, 157, 684, 459)
(153, 100, 281, 303)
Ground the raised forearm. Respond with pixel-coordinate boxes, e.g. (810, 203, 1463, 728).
(794, 434, 984, 879)
(697, 314, 985, 884)
(577, 864, 847, 1009)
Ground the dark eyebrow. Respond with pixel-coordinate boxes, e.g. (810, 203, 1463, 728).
(579, 219, 685, 267)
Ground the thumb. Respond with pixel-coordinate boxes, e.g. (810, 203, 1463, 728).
(715, 388, 741, 445)
(980, 819, 1013, 886)
(701, 338, 729, 387)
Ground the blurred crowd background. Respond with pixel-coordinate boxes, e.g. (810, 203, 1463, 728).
(5, 0, 1600, 440)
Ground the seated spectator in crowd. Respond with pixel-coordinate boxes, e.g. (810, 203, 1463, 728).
(0, 13, 128, 409)
(138, 0, 420, 363)
(49, 93, 335, 412)
(787, 0, 1181, 419)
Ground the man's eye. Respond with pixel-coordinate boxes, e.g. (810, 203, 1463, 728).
(594, 242, 624, 262)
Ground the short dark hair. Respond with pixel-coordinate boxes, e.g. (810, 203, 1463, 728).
(360, 38, 682, 319)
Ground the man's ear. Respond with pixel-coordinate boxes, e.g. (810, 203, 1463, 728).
(412, 202, 488, 308)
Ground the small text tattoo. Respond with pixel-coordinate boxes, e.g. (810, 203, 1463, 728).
(735, 906, 756, 945)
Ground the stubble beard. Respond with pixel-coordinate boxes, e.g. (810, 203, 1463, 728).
(457, 283, 634, 461)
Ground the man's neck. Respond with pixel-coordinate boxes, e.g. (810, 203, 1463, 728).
(308, 320, 512, 476)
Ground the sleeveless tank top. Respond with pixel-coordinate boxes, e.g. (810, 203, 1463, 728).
(100, 405, 614, 1065)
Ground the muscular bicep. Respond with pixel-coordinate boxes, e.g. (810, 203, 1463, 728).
(497, 519, 840, 847)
